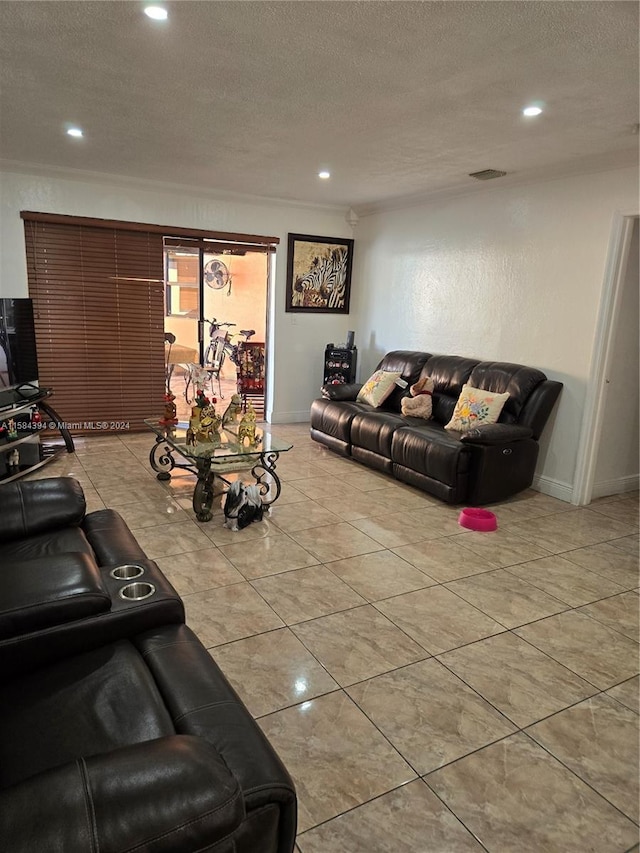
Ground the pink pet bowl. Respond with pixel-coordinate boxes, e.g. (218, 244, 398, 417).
(458, 507, 498, 532)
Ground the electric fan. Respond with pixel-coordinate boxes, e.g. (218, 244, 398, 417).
(203, 259, 231, 290)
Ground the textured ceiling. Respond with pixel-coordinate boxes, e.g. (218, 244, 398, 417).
(0, 1, 637, 212)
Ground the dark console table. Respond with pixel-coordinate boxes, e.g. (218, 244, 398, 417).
(0, 384, 74, 483)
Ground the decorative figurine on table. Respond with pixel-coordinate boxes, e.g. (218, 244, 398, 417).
(196, 414, 221, 445)
(6, 419, 18, 441)
(222, 393, 242, 427)
(237, 401, 258, 445)
(187, 403, 201, 446)
(194, 401, 222, 445)
(159, 392, 178, 437)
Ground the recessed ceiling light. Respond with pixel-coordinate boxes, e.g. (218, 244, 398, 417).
(67, 128, 84, 138)
(318, 171, 331, 179)
(523, 105, 543, 117)
(144, 6, 168, 20)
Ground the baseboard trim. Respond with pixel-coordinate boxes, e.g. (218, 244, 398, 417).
(268, 410, 311, 424)
(531, 474, 574, 503)
(591, 474, 640, 500)
(533, 472, 639, 504)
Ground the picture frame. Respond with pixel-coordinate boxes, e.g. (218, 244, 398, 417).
(285, 233, 354, 313)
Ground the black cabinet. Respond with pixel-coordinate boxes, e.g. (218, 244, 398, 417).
(323, 345, 357, 385)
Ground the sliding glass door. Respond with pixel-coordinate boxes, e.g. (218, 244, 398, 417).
(163, 239, 268, 420)
(202, 249, 267, 415)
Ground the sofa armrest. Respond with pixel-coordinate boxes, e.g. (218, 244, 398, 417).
(0, 552, 109, 640)
(460, 424, 534, 445)
(321, 382, 363, 401)
(0, 736, 244, 853)
(82, 508, 149, 566)
(518, 379, 563, 440)
(0, 477, 86, 543)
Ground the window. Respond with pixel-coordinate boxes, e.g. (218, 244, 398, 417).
(165, 247, 199, 318)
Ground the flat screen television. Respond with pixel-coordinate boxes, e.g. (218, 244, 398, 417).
(0, 298, 39, 389)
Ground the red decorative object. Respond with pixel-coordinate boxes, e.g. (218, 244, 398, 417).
(159, 392, 178, 426)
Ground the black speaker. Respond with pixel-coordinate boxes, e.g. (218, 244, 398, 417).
(346, 330, 355, 350)
(323, 344, 357, 385)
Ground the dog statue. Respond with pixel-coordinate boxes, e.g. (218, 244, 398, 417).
(237, 484, 265, 529)
(223, 481, 266, 531)
(223, 480, 245, 531)
(400, 376, 434, 419)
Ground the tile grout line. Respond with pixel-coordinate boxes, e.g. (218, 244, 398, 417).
(296, 776, 492, 852)
(519, 730, 640, 828)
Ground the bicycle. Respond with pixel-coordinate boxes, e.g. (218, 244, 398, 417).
(202, 319, 256, 399)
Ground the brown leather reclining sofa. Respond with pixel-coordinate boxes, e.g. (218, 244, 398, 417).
(311, 351, 562, 506)
(0, 477, 297, 853)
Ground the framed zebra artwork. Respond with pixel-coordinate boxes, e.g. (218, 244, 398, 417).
(285, 233, 354, 313)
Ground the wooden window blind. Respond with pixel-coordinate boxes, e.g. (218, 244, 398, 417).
(23, 218, 165, 432)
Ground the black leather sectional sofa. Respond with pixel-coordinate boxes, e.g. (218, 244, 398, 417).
(311, 351, 562, 505)
(0, 477, 297, 853)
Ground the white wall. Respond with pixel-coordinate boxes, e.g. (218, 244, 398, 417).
(0, 167, 354, 422)
(2, 163, 637, 497)
(593, 217, 639, 496)
(350, 166, 639, 498)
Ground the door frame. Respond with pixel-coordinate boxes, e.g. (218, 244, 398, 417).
(572, 210, 639, 505)
(163, 239, 271, 415)
(199, 244, 271, 414)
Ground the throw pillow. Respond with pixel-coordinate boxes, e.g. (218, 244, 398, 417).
(400, 376, 434, 419)
(444, 384, 510, 432)
(356, 370, 402, 408)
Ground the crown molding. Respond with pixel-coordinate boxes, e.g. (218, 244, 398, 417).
(1, 151, 636, 222)
(352, 151, 639, 218)
(0, 159, 349, 217)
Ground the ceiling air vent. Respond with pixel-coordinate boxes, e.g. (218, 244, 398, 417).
(468, 169, 507, 180)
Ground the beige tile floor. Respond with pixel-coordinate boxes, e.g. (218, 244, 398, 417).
(26, 424, 640, 853)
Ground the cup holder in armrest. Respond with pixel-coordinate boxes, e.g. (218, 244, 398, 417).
(119, 582, 156, 601)
(110, 564, 145, 580)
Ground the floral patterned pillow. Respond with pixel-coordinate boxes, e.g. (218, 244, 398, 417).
(356, 370, 402, 408)
(445, 384, 510, 432)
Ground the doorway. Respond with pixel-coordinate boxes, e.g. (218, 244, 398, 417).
(164, 240, 269, 422)
(574, 214, 639, 504)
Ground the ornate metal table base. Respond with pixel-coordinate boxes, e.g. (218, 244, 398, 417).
(149, 439, 175, 481)
(251, 450, 283, 506)
(149, 435, 284, 522)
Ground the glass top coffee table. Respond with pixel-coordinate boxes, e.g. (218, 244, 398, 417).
(145, 418, 293, 522)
